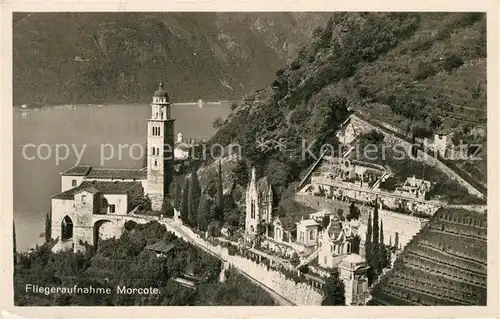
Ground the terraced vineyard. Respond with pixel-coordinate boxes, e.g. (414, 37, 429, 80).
(369, 207, 487, 305)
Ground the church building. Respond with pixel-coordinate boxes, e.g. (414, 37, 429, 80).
(245, 167, 274, 236)
(50, 82, 175, 253)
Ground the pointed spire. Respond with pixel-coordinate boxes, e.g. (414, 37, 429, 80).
(251, 166, 256, 181)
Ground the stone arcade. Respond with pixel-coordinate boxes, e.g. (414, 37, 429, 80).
(50, 82, 175, 252)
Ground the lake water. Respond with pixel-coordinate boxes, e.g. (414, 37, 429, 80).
(13, 103, 231, 251)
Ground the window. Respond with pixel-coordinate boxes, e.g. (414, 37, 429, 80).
(310, 230, 315, 240)
(152, 147, 156, 155)
(109, 205, 115, 213)
(81, 195, 87, 205)
(154, 160, 157, 167)
(250, 201, 254, 218)
(72, 179, 77, 187)
(157, 148, 160, 156)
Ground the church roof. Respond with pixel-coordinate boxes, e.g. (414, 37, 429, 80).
(153, 82, 169, 100)
(52, 181, 142, 200)
(61, 165, 147, 180)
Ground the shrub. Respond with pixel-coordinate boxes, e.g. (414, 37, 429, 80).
(441, 54, 464, 72)
(413, 61, 438, 81)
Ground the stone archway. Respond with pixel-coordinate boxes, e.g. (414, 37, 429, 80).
(61, 215, 73, 241)
(93, 219, 113, 249)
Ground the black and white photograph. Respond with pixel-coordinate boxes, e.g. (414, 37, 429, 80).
(3, 7, 495, 312)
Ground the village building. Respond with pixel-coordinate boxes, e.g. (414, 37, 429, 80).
(338, 254, 370, 305)
(295, 218, 320, 247)
(393, 175, 433, 199)
(317, 215, 356, 269)
(174, 132, 192, 161)
(50, 82, 176, 252)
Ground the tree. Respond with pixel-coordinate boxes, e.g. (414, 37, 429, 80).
(321, 215, 330, 229)
(365, 212, 372, 266)
(161, 200, 174, 218)
(378, 220, 389, 270)
(346, 202, 360, 221)
(266, 159, 292, 200)
(45, 211, 52, 243)
(196, 193, 212, 231)
(130, 195, 152, 212)
(372, 199, 380, 273)
(13, 221, 17, 261)
(214, 160, 224, 221)
(188, 170, 202, 228)
(351, 235, 361, 254)
(180, 177, 190, 223)
(173, 181, 182, 209)
(212, 117, 224, 129)
(289, 252, 300, 266)
(442, 54, 464, 72)
(233, 159, 249, 187)
(394, 232, 400, 250)
(321, 271, 345, 305)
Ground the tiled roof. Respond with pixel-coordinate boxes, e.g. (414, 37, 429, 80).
(51, 181, 142, 200)
(60, 165, 92, 176)
(145, 242, 176, 254)
(61, 165, 147, 180)
(86, 168, 147, 180)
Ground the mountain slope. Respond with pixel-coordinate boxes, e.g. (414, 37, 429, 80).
(209, 12, 487, 197)
(13, 12, 330, 106)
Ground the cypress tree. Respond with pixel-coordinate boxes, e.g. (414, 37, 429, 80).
(180, 177, 190, 223)
(45, 211, 52, 243)
(188, 170, 201, 228)
(13, 220, 17, 258)
(379, 219, 384, 247)
(365, 212, 372, 265)
(215, 160, 224, 221)
(394, 232, 400, 250)
(196, 193, 211, 231)
(379, 219, 386, 270)
(173, 181, 182, 209)
(372, 198, 380, 273)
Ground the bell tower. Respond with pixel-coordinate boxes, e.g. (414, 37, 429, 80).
(146, 81, 175, 211)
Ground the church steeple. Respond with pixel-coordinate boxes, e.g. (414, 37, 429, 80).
(146, 82, 175, 211)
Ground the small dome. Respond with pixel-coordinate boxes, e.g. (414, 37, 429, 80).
(153, 82, 169, 100)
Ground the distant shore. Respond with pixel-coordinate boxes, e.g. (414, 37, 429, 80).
(13, 100, 235, 111)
